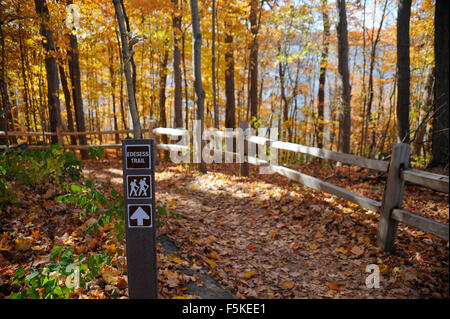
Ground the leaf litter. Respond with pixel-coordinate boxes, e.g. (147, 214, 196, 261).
(0, 159, 448, 299)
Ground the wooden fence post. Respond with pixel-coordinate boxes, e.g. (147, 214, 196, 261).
(239, 121, 249, 177)
(376, 143, 410, 253)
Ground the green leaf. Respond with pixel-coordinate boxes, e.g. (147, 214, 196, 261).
(70, 184, 82, 193)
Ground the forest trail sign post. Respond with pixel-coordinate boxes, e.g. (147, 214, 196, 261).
(122, 139, 157, 298)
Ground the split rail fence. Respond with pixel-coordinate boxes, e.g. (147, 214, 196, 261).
(1, 121, 448, 252)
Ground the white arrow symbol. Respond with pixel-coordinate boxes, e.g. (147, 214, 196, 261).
(130, 206, 150, 226)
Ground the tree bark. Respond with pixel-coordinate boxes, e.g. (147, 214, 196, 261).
(65, 0, 88, 156)
(336, 0, 352, 154)
(317, 0, 330, 149)
(113, 0, 142, 139)
(172, 0, 183, 129)
(159, 45, 169, 145)
(249, 0, 260, 123)
(396, 0, 411, 144)
(224, 22, 236, 130)
(211, 0, 219, 128)
(108, 43, 120, 145)
(58, 64, 76, 145)
(190, 0, 206, 173)
(35, 0, 62, 144)
(0, 22, 9, 145)
(430, 0, 449, 167)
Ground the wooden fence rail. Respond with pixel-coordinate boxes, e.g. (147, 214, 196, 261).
(1, 123, 448, 252)
(235, 121, 448, 253)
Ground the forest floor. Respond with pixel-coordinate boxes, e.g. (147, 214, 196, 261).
(1, 156, 448, 299)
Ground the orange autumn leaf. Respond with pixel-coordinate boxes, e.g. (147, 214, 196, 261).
(205, 258, 216, 269)
(328, 283, 340, 291)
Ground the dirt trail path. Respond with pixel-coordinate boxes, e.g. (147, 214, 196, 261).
(84, 160, 449, 299)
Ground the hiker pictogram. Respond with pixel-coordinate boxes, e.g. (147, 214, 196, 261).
(127, 175, 152, 199)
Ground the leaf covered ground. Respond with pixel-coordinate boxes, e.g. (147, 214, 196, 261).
(1, 157, 448, 299)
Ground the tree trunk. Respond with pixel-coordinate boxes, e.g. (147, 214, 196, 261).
(317, 0, 330, 149)
(336, 0, 352, 154)
(224, 22, 236, 130)
(108, 43, 120, 145)
(172, 0, 183, 129)
(35, 0, 62, 144)
(113, 0, 142, 139)
(249, 0, 260, 123)
(430, 0, 449, 167)
(211, 0, 219, 128)
(58, 64, 76, 145)
(159, 45, 169, 144)
(65, 0, 88, 156)
(182, 29, 189, 130)
(0, 23, 9, 145)
(115, 28, 128, 132)
(190, 0, 206, 173)
(18, 24, 32, 143)
(396, 0, 411, 144)
(363, 0, 388, 155)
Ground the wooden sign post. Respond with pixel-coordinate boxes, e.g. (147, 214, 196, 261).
(122, 139, 157, 298)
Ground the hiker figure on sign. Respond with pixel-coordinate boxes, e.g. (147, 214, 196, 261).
(138, 177, 149, 196)
(129, 179, 139, 197)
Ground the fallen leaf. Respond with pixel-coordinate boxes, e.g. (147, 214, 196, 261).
(206, 251, 219, 260)
(291, 243, 302, 250)
(168, 254, 183, 263)
(281, 281, 295, 290)
(247, 244, 257, 250)
(0, 238, 12, 251)
(328, 283, 340, 291)
(104, 243, 116, 254)
(351, 245, 364, 256)
(336, 247, 348, 254)
(205, 258, 216, 270)
(243, 271, 257, 279)
(308, 243, 319, 250)
(166, 270, 180, 287)
(14, 236, 34, 251)
(271, 232, 278, 239)
(116, 276, 128, 289)
(101, 265, 120, 285)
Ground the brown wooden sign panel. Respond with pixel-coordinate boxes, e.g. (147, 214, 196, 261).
(125, 144, 151, 169)
(122, 139, 157, 299)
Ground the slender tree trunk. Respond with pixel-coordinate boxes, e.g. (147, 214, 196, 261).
(65, 0, 88, 156)
(190, 0, 206, 173)
(18, 24, 32, 142)
(211, 0, 219, 128)
(224, 21, 236, 130)
(159, 45, 169, 143)
(108, 43, 120, 145)
(363, 0, 388, 156)
(317, 0, 330, 149)
(182, 30, 189, 130)
(35, 0, 62, 144)
(172, 0, 183, 129)
(113, 0, 142, 139)
(0, 23, 9, 145)
(58, 64, 76, 145)
(336, 0, 352, 154)
(249, 0, 260, 124)
(396, 0, 411, 144)
(115, 28, 128, 132)
(430, 0, 449, 167)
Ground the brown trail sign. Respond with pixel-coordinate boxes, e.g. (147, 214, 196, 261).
(122, 139, 157, 299)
